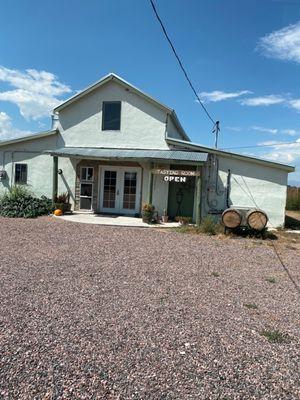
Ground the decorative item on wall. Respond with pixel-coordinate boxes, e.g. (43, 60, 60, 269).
(0, 170, 7, 181)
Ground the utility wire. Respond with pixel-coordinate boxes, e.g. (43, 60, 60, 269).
(232, 176, 300, 296)
(148, 0, 217, 127)
(221, 140, 300, 150)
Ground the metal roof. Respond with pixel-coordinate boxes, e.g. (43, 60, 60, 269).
(44, 147, 207, 162)
(166, 137, 295, 172)
(0, 130, 57, 148)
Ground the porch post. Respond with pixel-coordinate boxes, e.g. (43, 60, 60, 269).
(195, 165, 202, 226)
(52, 156, 58, 204)
(148, 163, 154, 204)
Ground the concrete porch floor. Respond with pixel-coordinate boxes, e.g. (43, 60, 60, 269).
(54, 212, 180, 228)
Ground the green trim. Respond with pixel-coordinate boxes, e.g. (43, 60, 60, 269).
(148, 163, 154, 204)
(52, 156, 58, 204)
(195, 166, 202, 226)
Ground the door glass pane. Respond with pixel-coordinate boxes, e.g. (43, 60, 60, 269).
(80, 183, 92, 197)
(80, 197, 92, 210)
(103, 171, 117, 208)
(123, 172, 137, 209)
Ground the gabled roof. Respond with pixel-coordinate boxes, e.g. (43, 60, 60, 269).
(166, 137, 295, 172)
(53, 73, 190, 141)
(0, 130, 57, 148)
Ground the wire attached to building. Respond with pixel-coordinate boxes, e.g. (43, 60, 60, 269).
(148, 0, 218, 130)
(232, 176, 300, 296)
(222, 140, 300, 151)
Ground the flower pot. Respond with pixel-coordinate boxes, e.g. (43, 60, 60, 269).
(142, 211, 153, 224)
(162, 215, 169, 223)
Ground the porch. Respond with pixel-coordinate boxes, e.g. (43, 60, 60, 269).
(53, 211, 180, 228)
(46, 147, 208, 224)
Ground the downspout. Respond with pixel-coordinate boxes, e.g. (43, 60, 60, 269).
(164, 113, 169, 141)
(226, 169, 231, 208)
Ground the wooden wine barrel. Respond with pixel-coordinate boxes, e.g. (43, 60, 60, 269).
(246, 209, 268, 231)
(222, 208, 242, 228)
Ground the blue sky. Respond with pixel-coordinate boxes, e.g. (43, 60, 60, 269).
(1, 0, 300, 182)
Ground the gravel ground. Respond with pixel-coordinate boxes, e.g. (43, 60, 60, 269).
(0, 216, 299, 399)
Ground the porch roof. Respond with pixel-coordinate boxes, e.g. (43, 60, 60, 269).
(44, 147, 208, 163)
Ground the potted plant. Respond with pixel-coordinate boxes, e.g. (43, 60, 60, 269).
(175, 216, 191, 226)
(162, 209, 168, 223)
(54, 192, 72, 214)
(142, 203, 155, 223)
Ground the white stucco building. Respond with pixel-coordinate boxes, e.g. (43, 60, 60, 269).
(0, 73, 295, 227)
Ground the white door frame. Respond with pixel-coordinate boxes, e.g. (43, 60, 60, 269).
(99, 166, 141, 215)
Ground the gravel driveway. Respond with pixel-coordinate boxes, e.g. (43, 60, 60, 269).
(0, 217, 299, 399)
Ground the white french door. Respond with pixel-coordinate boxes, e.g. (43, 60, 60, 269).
(99, 166, 141, 215)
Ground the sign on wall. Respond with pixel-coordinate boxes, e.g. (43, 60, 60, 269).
(152, 169, 200, 183)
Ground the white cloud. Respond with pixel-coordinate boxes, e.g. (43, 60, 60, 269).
(281, 129, 298, 136)
(262, 138, 300, 164)
(251, 126, 278, 134)
(225, 126, 242, 132)
(258, 22, 300, 63)
(289, 99, 300, 111)
(240, 94, 285, 106)
(199, 90, 251, 103)
(0, 112, 32, 140)
(0, 66, 71, 120)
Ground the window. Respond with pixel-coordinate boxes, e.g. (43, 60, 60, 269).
(102, 101, 121, 131)
(80, 167, 93, 210)
(81, 167, 93, 181)
(15, 164, 27, 184)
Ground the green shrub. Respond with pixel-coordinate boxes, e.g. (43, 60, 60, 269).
(265, 276, 276, 284)
(260, 329, 288, 343)
(244, 303, 258, 310)
(286, 196, 300, 211)
(0, 186, 53, 218)
(199, 216, 218, 235)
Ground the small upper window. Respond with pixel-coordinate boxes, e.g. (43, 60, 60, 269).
(102, 101, 121, 131)
(81, 167, 93, 181)
(15, 163, 27, 184)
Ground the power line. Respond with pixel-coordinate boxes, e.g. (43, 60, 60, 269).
(221, 140, 300, 150)
(148, 0, 217, 127)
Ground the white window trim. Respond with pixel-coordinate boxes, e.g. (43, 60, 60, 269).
(14, 163, 28, 185)
(79, 166, 94, 211)
(80, 166, 94, 182)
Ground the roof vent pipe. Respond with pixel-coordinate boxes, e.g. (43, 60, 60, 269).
(51, 112, 59, 130)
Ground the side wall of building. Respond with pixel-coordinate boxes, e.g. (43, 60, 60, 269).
(201, 154, 288, 227)
(0, 134, 78, 206)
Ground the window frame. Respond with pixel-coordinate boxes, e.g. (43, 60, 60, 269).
(102, 101, 121, 131)
(80, 166, 94, 182)
(14, 163, 28, 185)
(79, 166, 94, 211)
